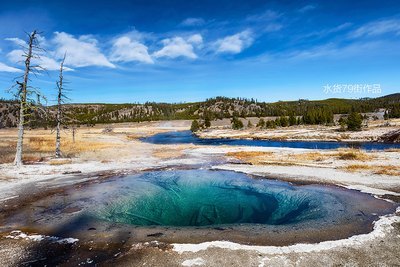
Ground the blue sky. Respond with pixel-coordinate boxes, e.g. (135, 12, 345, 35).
(0, 0, 399, 104)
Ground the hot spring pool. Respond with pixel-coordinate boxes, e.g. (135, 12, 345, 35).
(94, 169, 339, 227)
(4, 169, 395, 246)
(87, 169, 394, 233)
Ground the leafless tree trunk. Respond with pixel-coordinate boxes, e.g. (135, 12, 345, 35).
(55, 54, 66, 158)
(14, 31, 37, 166)
(72, 126, 76, 143)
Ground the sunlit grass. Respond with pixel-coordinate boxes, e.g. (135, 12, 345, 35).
(343, 164, 400, 176)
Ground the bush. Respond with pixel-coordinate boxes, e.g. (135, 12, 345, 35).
(256, 118, 265, 128)
(190, 120, 200, 132)
(280, 116, 289, 127)
(289, 115, 296, 126)
(204, 116, 211, 128)
(231, 117, 244, 130)
(346, 112, 362, 131)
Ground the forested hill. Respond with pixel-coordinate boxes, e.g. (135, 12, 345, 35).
(0, 93, 399, 128)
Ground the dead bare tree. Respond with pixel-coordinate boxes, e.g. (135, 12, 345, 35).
(10, 30, 46, 166)
(55, 54, 68, 158)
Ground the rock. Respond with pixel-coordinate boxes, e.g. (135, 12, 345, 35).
(380, 129, 400, 143)
(147, 232, 164, 237)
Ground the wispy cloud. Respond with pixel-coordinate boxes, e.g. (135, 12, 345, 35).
(53, 32, 115, 68)
(110, 36, 153, 64)
(298, 4, 317, 13)
(245, 9, 283, 34)
(214, 30, 254, 54)
(246, 10, 280, 22)
(153, 35, 202, 59)
(285, 40, 398, 61)
(300, 22, 353, 40)
(0, 62, 22, 72)
(349, 18, 400, 38)
(180, 17, 206, 27)
(5, 37, 26, 47)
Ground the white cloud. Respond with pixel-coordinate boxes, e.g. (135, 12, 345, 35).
(52, 32, 115, 68)
(0, 62, 22, 73)
(187, 34, 203, 49)
(214, 30, 254, 54)
(38, 54, 74, 71)
(6, 49, 24, 64)
(110, 36, 153, 64)
(181, 18, 205, 27)
(153, 36, 198, 59)
(7, 49, 73, 71)
(5, 37, 26, 47)
(350, 19, 400, 38)
(5, 34, 47, 48)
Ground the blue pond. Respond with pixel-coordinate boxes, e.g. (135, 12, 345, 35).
(141, 130, 400, 150)
(92, 170, 392, 228)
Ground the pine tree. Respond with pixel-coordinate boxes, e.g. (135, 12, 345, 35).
(256, 118, 265, 128)
(346, 112, 362, 131)
(280, 116, 289, 127)
(289, 114, 296, 126)
(204, 116, 211, 128)
(231, 117, 244, 130)
(190, 120, 200, 132)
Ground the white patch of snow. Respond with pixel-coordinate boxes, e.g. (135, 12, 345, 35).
(173, 211, 400, 254)
(5, 230, 78, 244)
(56, 237, 79, 244)
(182, 257, 205, 266)
(345, 184, 400, 197)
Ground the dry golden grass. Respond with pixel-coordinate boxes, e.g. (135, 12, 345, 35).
(152, 147, 186, 159)
(342, 164, 400, 176)
(0, 129, 121, 164)
(0, 138, 50, 164)
(227, 149, 377, 168)
(384, 148, 400, 152)
(226, 151, 276, 165)
(48, 159, 72, 165)
(332, 149, 375, 161)
(342, 164, 373, 172)
(373, 165, 400, 176)
(28, 136, 117, 155)
(126, 134, 140, 140)
(289, 152, 325, 162)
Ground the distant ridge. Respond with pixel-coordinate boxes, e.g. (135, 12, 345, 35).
(0, 93, 399, 128)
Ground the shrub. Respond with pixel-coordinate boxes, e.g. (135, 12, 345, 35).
(190, 120, 200, 132)
(231, 117, 244, 130)
(346, 112, 362, 131)
(256, 118, 265, 128)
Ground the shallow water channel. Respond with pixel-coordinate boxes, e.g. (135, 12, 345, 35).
(141, 130, 400, 150)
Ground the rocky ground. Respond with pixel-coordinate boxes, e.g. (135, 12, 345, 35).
(198, 118, 400, 142)
(0, 120, 399, 266)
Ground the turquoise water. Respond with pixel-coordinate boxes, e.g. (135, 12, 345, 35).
(93, 170, 347, 227)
